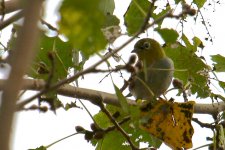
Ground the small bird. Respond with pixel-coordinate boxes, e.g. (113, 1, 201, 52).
(129, 38, 174, 101)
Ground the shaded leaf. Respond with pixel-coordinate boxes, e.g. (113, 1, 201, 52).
(124, 0, 151, 35)
(164, 40, 210, 98)
(174, 0, 182, 4)
(103, 13, 120, 28)
(65, 102, 80, 111)
(181, 34, 192, 49)
(99, 0, 115, 14)
(156, 28, 179, 43)
(211, 54, 225, 72)
(39, 94, 63, 112)
(93, 105, 162, 149)
(114, 84, 129, 114)
(59, 0, 107, 57)
(219, 81, 225, 90)
(29, 34, 73, 82)
(95, 131, 130, 150)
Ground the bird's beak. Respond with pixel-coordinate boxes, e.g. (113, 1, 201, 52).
(131, 48, 137, 53)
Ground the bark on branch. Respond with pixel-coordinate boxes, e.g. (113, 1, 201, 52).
(0, 79, 222, 115)
(0, 1, 42, 149)
(0, 0, 22, 15)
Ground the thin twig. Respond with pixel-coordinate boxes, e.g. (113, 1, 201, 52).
(46, 132, 79, 148)
(97, 98, 138, 150)
(0, 0, 22, 15)
(192, 118, 215, 129)
(95, 65, 127, 74)
(0, 10, 23, 30)
(45, 52, 55, 89)
(40, 18, 58, 32)
(139, 0, 156, 31)
(192, 143, 212, 150)
(104, 116, 131, 132)
(199, 10, 213, 43)
(1, 0, 5, 21)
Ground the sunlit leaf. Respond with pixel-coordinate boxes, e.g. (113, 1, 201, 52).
(192, 36, 204, 50)
(59, 0, 107, 57)
(140, 99, 195, 149)
(193, 0, 207, 8)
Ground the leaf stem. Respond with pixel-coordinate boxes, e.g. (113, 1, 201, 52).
(46, 132, 80, 148)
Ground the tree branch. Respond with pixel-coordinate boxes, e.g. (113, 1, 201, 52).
(0, 79, 221, 115)
(96, 99, 138, 150)
(0, 10, 23, 30)
(0, 0, 42, 149)
(0, 0, 22, 15)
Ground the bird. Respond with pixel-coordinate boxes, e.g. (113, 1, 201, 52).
(129, 38, 174, 101)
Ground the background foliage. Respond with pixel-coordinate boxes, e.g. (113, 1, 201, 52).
(1, 0, 225, 150)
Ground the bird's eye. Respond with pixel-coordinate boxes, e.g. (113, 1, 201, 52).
(143, 42, 150, 49)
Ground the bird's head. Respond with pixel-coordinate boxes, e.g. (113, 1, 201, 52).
(132, 38, 166, 64)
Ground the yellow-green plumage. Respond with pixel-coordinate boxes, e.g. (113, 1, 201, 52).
(129, 38, 174, 100)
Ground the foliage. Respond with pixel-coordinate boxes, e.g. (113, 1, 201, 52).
(2, 0, 225, 150)
(92, 105, 162, 149)
(140, 99, 195, 149)
(29, 33, 73, 82)
(164, 35, 211, 98)
(124, 0, 151, 35)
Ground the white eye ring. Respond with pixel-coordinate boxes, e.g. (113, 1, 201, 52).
(143, 42, 150, 49)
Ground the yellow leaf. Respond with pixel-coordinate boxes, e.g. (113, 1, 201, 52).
(139, 99, 195, 149)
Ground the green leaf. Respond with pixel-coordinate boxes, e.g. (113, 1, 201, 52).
(181, 34, 192, 49)
(113, 84, 129, 114)
(39, 94, 63, 112)
(219, 81, 225, 91)
(193, 0, 206, 8)
(164, 41, 210, 98)
(29, 146, 47, 150)
(192, 36, 204, 51)
(124, 0, 151, 35)
(152, 5, 171, 27)
(93, 105, 162, 149)
(95, 131, 130, 150)
(99, 0, 115, 14)
(29, 33, 73, 83)
(174, 0, 182, 4)
(103, 13, 120, 28)
(59, 0, 107, 57)
(28, 33, 71, 112)
(211, 54, 225, 72)
(156, 28, 179, 43)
